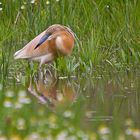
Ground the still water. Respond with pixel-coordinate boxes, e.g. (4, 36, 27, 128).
(0, 70, 140, 139)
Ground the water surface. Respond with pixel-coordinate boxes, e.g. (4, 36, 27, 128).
(0, 70, 140, 139)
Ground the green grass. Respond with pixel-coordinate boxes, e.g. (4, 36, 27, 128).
(0, 0, 140, 81)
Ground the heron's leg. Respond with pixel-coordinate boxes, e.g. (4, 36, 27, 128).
(45, 66, 53, 79)
(28, 61, 34, 76)
(30, 61, 34, 71)
(38, 63, 44, 81)
(28, 77, 33, 91)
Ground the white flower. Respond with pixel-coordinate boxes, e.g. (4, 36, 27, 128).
(23, 2, 27, 5)
(21, 5, 25, 10)
(132, 129, 140, 139)
(0, 7, 2, 11)
(63, 110, 73, 118)
(14, 102, 23, 109)
(125, 128, 132, 135)
(25, 133, 41, 140)
(5, 91, 14, 98)
(31, 0, 35, 4)
(18, 97, 31, 104)
(17, 118, 25, 130)
(77, 131, 88, 140)
(98, 125, 110, 135)
(106, 5, 109, 8)
(124, 86, 128, 90)
(18, 90, 26, 98)
(3, 100, 13, 108)
(46, 1, 50, 5)
(56, 131, 68, 140)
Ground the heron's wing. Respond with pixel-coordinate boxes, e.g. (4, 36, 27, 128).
(34, 33, 52, 49)
(14, 31, 53, 59)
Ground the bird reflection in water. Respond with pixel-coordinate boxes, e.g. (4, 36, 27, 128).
(28, 73, 76, 110)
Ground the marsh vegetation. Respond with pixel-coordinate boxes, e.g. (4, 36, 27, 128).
(0, 0, 140, 139)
